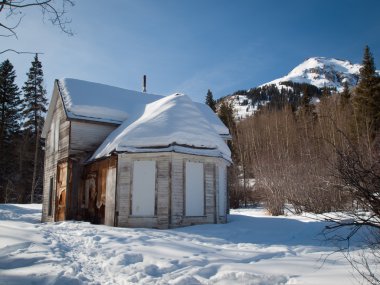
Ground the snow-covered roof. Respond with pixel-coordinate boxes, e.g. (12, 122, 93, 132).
(49, 78, 229, 137)
(91, 93, 231, 162)
(58, 78, 161, 124)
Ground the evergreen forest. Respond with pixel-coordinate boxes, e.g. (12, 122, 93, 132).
(0, 55, 47, 203)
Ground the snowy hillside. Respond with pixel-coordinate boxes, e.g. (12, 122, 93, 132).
(262, 57, 361, 91)
(225, 57, 365, 119)
(0, 204, 376, 285)
(225, 95, 266, 120)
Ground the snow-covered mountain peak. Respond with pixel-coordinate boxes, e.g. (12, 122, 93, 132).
(223, 56, 379, 120)
(223, 57, 364, 120)
(262, 57, 361, 91)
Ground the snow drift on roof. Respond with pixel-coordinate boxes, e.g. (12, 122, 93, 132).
(91, 93, 231, 162)
(59, 78, 161, 124)
(57, 78, 229, 136)
(195, 103, 230, 136)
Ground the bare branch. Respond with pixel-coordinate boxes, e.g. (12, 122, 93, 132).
(0, 1, 52, 9)
(0, 49, 44, 55)
(0, 21, 19, 38)
(43, 1, 74, 36)
(0, 0, 74, 38)
(0, 33, 13, 37)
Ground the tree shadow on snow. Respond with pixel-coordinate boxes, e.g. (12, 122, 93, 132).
(0, 204, 41, 223)
(174, 213, 365, 249)
(0, 274, 83, 285)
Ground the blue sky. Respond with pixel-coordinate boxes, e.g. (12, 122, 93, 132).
(2, 0, 380, 103)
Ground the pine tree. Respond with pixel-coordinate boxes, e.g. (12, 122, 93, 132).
(300, 85, 315, 116)
(205, 89, 216, 112)
(354, 45, 380, 138)
(23, 54, 47, 134)
(358, 46, 377, 91)
(22, 54, 47, 203)
(218, 100, 235, 132)
(321, 86, 330, 99)
(0, 60, 22, 142)
(300, 86, 311, 107)
(0, 59, 22, 202)
(340, 81, 351, 106)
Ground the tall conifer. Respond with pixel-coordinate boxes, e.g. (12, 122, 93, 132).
(340, 81, 351, 106)
(22, 54, 47, 203)
(354, 45, 380, 138)
(218, 101, 235, 132)
(205, 89, 216, 112)
(0, 60, 22, 141)
(358, 46, 377, 91)
(0, 59, 22, 202)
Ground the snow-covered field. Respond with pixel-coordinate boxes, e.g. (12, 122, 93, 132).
(0, 204, 372, 285)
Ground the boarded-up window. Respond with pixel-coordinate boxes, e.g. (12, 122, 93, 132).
(48, 177, 54, 216)
(132, 161, 156, 216)
(185, 162, 204, 216)
(218, 165, 227, 216)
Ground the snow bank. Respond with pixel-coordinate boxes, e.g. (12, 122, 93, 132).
(0, 204, 375, 285)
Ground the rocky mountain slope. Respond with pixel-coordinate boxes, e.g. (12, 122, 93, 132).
(225, 57, 364, 119)
(261, 57, 361, 91)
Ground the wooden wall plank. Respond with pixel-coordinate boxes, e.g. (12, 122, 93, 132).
(105, 167, 116, 226)
(42, 89, 68, 222)
(116, 155, 131, 227)
(156, 158, 170, 229)
(171, 155, 184, 226)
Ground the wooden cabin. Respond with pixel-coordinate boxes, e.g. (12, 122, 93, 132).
(41, 78, 231, 228)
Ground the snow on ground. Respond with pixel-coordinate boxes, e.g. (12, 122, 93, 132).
(0, 204, 373, 285)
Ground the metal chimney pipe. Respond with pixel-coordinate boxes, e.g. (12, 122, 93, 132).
(143, 75, 147, 93)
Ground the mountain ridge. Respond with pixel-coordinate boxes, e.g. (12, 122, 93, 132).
(222, 56, 378, 119)
(260, 57, 361, 91)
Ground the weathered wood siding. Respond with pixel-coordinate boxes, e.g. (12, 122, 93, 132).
(171, 153, 217, 227)
(204, 162, 216, 223)
(116, 154, 131, 227)
(171, 154, 229, 226)
(156, 158, 171, 228)
(42, 89, 70, 222)
(81, 156, 117, 224)
(116, 153, 171, 229)
(171, 156, 183, 226)
(105, 166, 117, 226)
(115, 152, 228, 229)
(43, 93, 118, 222)
(55, 161, 68, 221)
